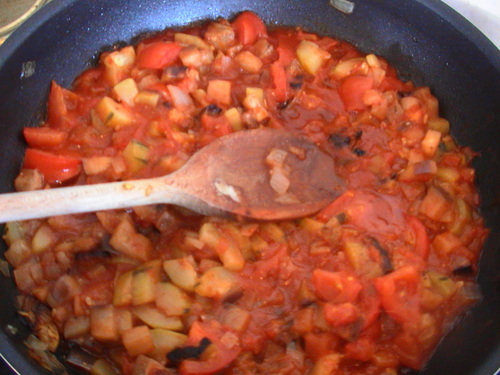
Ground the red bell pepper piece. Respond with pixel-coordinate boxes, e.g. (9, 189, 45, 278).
(232, 11, 267, 46)
(24, 148, 81, 184)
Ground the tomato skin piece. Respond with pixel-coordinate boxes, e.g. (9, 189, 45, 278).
(338, 76, 374, 111)
(23, 127, 66, 148)
(407, 215, 430, 260)
(374, 266, 421, 330)
(312, 269, 362, 303)
(270, 61, 288, 102)
(179, 321, 241, 375)
(136, 41, 182, 69)
(24, 148, 81, 184)
(232, 11, 267, 46)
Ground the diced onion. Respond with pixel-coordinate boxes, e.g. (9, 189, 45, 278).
(269, 168, 290, 195)
(330, 0, 355, 14)
(167, 85, 194, 109)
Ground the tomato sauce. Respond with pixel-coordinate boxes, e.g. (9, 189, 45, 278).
(4, 11, 488, 375)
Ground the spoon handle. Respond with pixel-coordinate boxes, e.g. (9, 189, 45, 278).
(0, 177, 179, 223)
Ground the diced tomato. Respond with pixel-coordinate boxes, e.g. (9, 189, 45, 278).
(407, 216, 430, 260)
(179, 320, 241, 375)
(304, 332, 339, 361)
(338, 76, 374, 111)
(317, 190, 406, 239)
(23, 127, 66, 148)
(47, 81, 80, 128)
(344, 337, 376, 361)
(312, 269, 362, 303)
(136, 41, 182, 69)
(23, 148, 81, 184)
(374, 266, 421, 331)
(323, 302, 359, 327)
(270, 61, 288, 102)
(232, 11, 267, 46)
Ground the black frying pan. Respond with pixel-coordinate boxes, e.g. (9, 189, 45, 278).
(0, 0, 499, 374)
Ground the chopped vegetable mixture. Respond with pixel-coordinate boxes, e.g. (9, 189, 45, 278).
(4, 11, 488, 375)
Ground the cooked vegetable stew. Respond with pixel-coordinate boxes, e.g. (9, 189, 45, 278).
(3, 11, 488, 375)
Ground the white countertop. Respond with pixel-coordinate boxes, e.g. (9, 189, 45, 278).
(442, 0, 500, 49)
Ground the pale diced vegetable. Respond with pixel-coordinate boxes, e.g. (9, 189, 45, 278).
(132, 305, 183, 330)
(109, 218, 153, 261)
(83, 156, 112, 175)
(122, 139, 150, 173)
(421, 129, 442, 158)
(113, 78, 138, 106)
(207, 79, 232, 106)
(195, 266, 241, 300)
(90, 305, 119, 342)
(174, 32, 211, 50)
(155, 282, 192, 316)
(135, 91, 160, 107)
(163, 257, 198, 291)
(234, 51, 263, 73)
(32, 224, 57, 253)
(95, 96, 135, 129)
(102, 46, 136, 85)
(296, 40, 331, 75)
(122, 325, 154, 356)
(131, 261, 162, 305)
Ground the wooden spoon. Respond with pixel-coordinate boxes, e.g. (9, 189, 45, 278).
(0, 128, 344, 222)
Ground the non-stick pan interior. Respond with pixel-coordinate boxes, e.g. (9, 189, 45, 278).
(0, 0, 499, 374)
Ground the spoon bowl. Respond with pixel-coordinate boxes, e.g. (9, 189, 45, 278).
(0, 128, 344, 222)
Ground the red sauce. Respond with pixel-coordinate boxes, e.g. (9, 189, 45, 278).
(6, 11, 488, 375)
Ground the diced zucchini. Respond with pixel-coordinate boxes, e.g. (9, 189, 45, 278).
(115, 308, 134, 334)
(113, 270, 134, 306)
(427, 272, 458, 298)
(421, 129, 442, 158)
(296, 40, 331, 75)
(113, 78, 138, 107)
(223, 305, 251, 332)
(206, 79, 232, 106)
(132, 305, 183, 330)
(199, 222, 245, 271)
(436, 167, 460, 183)
(135, 91, 160, 107)
(309, 354, 341, 375)
(4, 239, 31, 267)
(260, 223, 285, 243)
(150, 328, 187, 360)
(109, 218, 153, 261)
(131, 261, 162, 305)
(3, 221, 26, 245)
(195, 266, 241, 301)
(102, 46, 136, 86)
(89, 359, 119, 375)
(330, 57, 367, 80)
(163, 257, 198, 291)
(32, 224, 57, 253)
(64, 316, 90, 339)
(299, 218, 324, 233)
(155, 282, 192, 316)
(95, 96, 135, 129)
(122, 325, 154, 356)
(224, 107, 243, 131)
(82, 156, 112, 176)
(90, 305, 119, 342)
(122, 139, 150, 174)
(174, 33, 211, 50)
(431, 231, 463, 258)
(234, 51, 263, 73)
(448, 199, 472, 236)
(428, 117, 450, 134)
